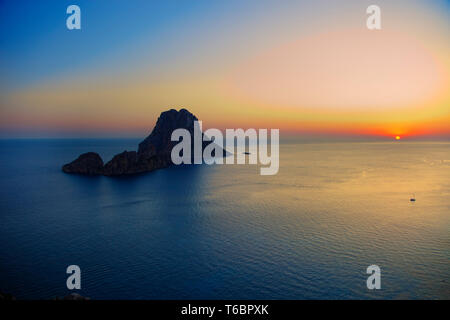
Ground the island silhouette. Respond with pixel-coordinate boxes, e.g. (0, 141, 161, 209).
(62, 108, 223, 176)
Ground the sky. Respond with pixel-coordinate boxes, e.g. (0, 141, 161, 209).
(0, 0, 449, 139)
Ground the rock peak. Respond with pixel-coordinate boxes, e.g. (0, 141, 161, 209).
(137, 108, 198, 158)
(62, 108, 221, 176)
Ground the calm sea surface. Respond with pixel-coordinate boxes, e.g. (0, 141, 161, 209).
(0, 139, 448, 299)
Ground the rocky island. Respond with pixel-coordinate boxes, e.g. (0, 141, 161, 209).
(62, 108, 222, 176)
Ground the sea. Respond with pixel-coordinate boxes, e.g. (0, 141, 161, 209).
(0, 138, 448, 299)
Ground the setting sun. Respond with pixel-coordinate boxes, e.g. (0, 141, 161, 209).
(396, 136, 401, 140)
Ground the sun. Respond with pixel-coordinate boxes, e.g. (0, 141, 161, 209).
(395, 136, 401, 140)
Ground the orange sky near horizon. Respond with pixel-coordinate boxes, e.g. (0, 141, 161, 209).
(0, 0, 449, 138)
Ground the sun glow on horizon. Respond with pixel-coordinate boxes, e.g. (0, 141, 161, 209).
(0, 0, 449, 138)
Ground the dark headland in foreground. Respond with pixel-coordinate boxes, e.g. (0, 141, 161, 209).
(62, 108, 222, 176)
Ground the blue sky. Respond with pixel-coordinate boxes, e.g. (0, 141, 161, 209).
(0, 0, 448, 138)
(0, 0, 225, 89)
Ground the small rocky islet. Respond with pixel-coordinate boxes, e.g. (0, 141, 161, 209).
(62, 108, 222, 176)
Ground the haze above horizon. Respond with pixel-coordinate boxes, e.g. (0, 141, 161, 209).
(0, 0, 449, 139)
